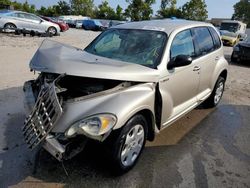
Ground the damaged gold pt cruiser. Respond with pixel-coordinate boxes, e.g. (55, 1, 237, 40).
(22, 19, 228, 173)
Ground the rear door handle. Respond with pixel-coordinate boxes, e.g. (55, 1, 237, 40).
(193, 66, 200, 71)
(215, 56, 220, 61)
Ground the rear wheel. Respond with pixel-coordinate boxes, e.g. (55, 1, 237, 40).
(47, 26, 57, 36)
(107, 114, 148, 174)
(203, 76, 225, 108)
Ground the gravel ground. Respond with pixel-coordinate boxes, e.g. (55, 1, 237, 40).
(0, 28, 249, 188)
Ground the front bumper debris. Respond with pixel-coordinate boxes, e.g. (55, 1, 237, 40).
(43, 135, 65, 161)
(22, 81, 63, 149)
(43, 134, 88, 161)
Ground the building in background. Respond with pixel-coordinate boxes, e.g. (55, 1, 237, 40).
(209, 18, 231, 27)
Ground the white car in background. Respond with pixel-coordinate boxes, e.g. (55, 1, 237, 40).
(0, 10, 60, 35)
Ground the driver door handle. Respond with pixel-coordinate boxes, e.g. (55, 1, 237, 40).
(193, 66, 200, 71)
(215, 56, 220, 61)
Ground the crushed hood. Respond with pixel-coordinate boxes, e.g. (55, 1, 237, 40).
(30, 40, 159, 82)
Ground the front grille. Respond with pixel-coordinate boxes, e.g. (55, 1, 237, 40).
(241, 46, 250, 58)
(22, 84, 63, 149)
(222, 39, 230, 44)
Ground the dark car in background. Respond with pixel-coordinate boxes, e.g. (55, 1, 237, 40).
(66, 19, 76, 28)
(109, 20, 127, 27)
(231, 35, 250, 63)
(75, 19, 84, 29)
(82, 20, 106, 31)
(40, 16, 69, 32)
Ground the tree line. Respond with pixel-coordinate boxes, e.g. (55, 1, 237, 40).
(0, 0, 208, 21)
(0, 0, 250, 26)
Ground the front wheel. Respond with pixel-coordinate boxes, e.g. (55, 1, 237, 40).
(203, 76, 225, 108)
(47, 26, 57, 36)
(107, 114, 148, 174)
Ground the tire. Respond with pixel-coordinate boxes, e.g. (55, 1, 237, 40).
(47, 26, 57, 36)
(4, 23, 16, 32)
(203, 76, 225, 108)
(106, 114, 148, 174)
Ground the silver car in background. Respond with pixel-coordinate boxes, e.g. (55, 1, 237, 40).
(0, 10, 60, 35)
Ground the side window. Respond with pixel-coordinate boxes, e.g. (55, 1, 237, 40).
(209, 27, 221, 49)
(24, 14, 41, 21)
(192, 27, 214, 56)
(7, 13, 18, 17)
(17, 13, 26, 19)
(170, 29, 195, 59)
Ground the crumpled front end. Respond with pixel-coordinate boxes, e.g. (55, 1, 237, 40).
(22, 73, 144, 161)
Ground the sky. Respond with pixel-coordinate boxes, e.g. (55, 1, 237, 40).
(17, 0, 239, 19)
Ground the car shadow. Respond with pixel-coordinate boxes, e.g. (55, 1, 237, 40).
(1, 86, 250, 187)
(230, 61, 250, 68)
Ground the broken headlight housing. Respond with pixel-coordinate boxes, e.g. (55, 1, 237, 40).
(65, 114, 117, 138)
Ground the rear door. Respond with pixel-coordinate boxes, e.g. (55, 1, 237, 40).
(191, 27, 221, 101)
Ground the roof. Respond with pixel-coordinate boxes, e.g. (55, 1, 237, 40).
(113, 19, 212, 35)
(221, 20, 246, 24)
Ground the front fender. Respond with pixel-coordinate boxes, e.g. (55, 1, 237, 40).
(51, 83, 156, 133)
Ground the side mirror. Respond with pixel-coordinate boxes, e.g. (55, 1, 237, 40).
(40, 19, 43, 23)
(167, 55, 192, 70)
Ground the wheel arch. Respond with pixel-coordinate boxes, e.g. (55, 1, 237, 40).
(219, 69, 227, 81)
(112, 108, 156, 142)
(4, 22, 16, 28)
(136, 109, 155, 141)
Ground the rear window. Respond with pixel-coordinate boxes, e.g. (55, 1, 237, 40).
(192, 27, 214, 56)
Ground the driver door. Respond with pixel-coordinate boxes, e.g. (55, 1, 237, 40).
(159, 29, 200, 128)
(23, 13, 44, 32)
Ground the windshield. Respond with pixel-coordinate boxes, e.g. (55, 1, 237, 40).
(220, 22, 239, 33)
(220, 30, 237, 38)
(243, 36, 250, 43)
(85, 29, 167, 68)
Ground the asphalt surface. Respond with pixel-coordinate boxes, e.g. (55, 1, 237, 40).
(0, 31, 250, 188)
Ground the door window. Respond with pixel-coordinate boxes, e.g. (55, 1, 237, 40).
(208, 27, 221, 49)
(170, 30, 195, 59)
(192, 27, 214, 56)
(17, 13, 26, 19)
(23, 13, 41, 21)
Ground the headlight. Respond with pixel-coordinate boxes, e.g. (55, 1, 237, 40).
(65, 114, 117, 138)
(233, 45, 240, 51)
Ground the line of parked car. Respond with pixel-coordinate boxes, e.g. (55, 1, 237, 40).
(0, 9, 127, 35)
(215, 20, 250, 63)
(231, 35, 250, 63)
(68, 18, 126, 31)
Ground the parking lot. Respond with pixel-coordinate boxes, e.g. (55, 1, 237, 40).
(0, 29, 250, 188)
